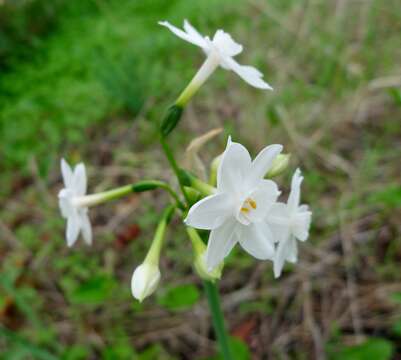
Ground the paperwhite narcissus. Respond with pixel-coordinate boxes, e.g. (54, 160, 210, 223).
(159, 19, 272, 106)
(131, 263, 161, 302)
(58, 159, 92, 247)
(185, 137, 282, 271)
(267, 168, 312, 278)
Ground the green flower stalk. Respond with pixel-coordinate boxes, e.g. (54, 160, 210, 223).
(180, 169, 216, 197)
(58, 158, 183, 247)
(131, 205, 175, 302)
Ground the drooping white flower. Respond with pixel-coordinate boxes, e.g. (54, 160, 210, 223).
(159, 19, 272, 105)
(131, 263, 161, 302)
(58, 159, 92, 247)
(267, 168, 312, 278)
(185, 137, 282, 271)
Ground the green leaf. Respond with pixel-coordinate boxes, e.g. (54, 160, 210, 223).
(328, 338, 394, 360)
(137, 344, 175, 360)
(62, 345, 90, 360)
(157, 284, 200, 310)
(102, 344, 136, 360)
(391, 319, 401, 338)
(389, 292, 401, 304)
(368, 185, 401, 208)
(202, 337, 250, 360)
(0, 325, 58, 360)
(69, 275, 116, 306)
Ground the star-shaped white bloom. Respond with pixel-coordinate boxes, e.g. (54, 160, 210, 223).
(185, 137, 282, 271)
(267, 168, 312, 278)
(58, 159, 92, 247)
(159, 19, 273, 90)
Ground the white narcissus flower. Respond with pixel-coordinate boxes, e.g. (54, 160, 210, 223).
(267, 168, 312, 278)
(159, 19, 272, 105)
(131, 263, 161, 302)
(58, 159, 92, 247)
(185, 137, 282, 271)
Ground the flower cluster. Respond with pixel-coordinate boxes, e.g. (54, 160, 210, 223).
(57, 19, 312, 304)
(185, 137, 311, 278)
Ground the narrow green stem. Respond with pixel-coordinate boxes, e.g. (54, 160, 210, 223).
(133, 180, 185, 210)
(145, 205, 175, 264)
(74, 184, 133, 207)
(75, 180, 184, 210)
(203, 281, 233, 360)
(189, 176, 216, 197)
(160, 136, 191, 205)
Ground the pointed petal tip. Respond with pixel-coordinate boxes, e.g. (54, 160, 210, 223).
(273, 265, 281, 279)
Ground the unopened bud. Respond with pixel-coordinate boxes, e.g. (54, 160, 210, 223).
(186, 227, 222, 281)
(266, 154, 290, 178)
(209, 153, 223, 186)
(131, 263, 161, 302)
(160, 105, 183, 137)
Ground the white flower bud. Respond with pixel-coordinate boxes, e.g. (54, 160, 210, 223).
(266, 154, 290, 178)
(194, 252, 222, 281)
(131, 263, 161, 302)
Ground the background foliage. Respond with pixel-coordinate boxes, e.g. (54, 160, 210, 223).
(0, 0, 400, 358)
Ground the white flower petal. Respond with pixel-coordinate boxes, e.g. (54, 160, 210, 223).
(159, 20, 207, 49)
(266, 202, 289, 225)
(223, 57, 273, 90)
(66, 214, 80, 247)
(292, 211, 312, 242)
(58, 189, 74, 218)
(80, 211, 92, 245)
(269, 222, 290, 245)
(212, 30, 243, 57)
(205, 218, 238, 271)
(299, 204, 310, 212)
(183, 19, 208, 49)
(217, 138, 251, 193)
(73, 163, 87, 196)
(274, 236, 298, 278)
(185, 192, 233, 230)
(238, 222, 275, 260)
(61, 158, 73, 188)
(274, 238, 289, 278)
(288, 168, 303, 211)
(247, 144, 283, 188)
(286, 237, 298, 263)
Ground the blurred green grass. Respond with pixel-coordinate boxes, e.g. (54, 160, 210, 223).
(0, 0, 401, 359)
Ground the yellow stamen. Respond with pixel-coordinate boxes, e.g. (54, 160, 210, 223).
(241, 207, 250, 213)
(248, 199, 257, 209)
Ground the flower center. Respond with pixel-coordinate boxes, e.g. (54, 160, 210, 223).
(240, 197, 257, 214)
